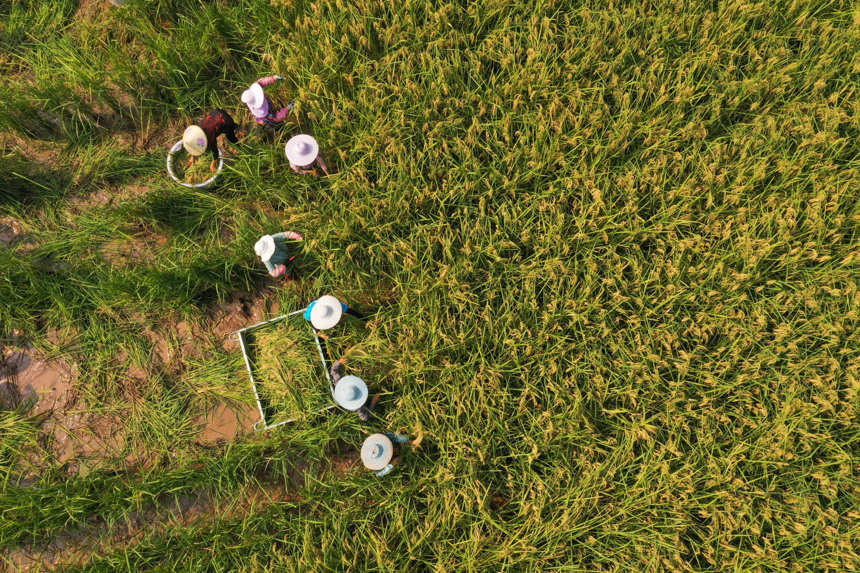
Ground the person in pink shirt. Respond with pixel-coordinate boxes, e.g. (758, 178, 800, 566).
(241, 76, 295, 130)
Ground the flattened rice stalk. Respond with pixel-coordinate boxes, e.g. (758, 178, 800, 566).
(250, 319, 327, 420)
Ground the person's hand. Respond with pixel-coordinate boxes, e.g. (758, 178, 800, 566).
(274, 75, 284, 81)
(338, 357, 348, 366)
(186, 156, 194, 168)
(210, 159, 217, 172)
(269, 264, 287, 278)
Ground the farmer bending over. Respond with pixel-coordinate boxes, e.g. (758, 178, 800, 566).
(361, 433, 410, 477)
(254, 231, 303, 279)
(330, 356, 379, 421)
(241, 75, 295, 130)
(182, 109, 240, 171)
(304, 295, 365, 332)
(285, 134, 330, 176)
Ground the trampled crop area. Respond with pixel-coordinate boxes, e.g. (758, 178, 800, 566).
(0, 0, 857, 570)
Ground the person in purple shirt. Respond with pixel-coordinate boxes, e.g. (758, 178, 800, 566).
(241, 76, 295, 130)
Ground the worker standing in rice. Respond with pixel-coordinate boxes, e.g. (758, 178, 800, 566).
(285, 134, 330, 176)
(361, 432, 410, 477)
(304, 295, 366, 364)
(304, 295, 365, 331)
(329, 355, 379, 421)
(241, 75, 296, 130)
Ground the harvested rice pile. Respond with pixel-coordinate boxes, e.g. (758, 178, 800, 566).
(250, 318, 329, 421)
(170, 147, 216, 185)
(183, 158, 213, 185)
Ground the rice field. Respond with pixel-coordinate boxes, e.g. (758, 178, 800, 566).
(0, 0, 858, 570)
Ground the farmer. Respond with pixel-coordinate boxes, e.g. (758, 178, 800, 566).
(254, 231, 304, 278)
(285, 134, 330, 176)
(361, 432, 409, 477)
(241, 75, 295, 130)
(182, 109, 240, 172)
(304, 295, 365, 331)
(330, 356, 379, 421)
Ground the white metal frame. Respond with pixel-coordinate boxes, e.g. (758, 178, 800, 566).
(228, 308, 336, 431)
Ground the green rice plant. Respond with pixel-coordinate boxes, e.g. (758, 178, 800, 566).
(0, 0, 858, 570)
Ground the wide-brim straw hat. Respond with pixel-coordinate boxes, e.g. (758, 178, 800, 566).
(254, 235, 276, 262)
(309, 295, 342, 330)
(182, 125, 207, 156)
(241, 82, 267, 118)
(285, 134, 319, 167)
(361, 433, 394, 470)
(333, 375, 368, 410)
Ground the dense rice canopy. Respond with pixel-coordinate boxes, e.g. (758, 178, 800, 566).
(0, 0, 857, 570)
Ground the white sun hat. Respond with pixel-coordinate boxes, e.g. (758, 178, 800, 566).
(333, 375, 368, 411)
(285, 134, 319, 167)
(309, 294, 343, 330)
(241, 82, 267, 118)
(361, 433, 394, 470)
(254, 235, 276, 262)
(182, 125, 208, 156)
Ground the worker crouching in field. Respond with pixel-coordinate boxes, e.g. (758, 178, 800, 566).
(285, 134, 330, 176)
(254, 231, 303, 279)
(330, 356, 379, 421)
(304, 295, 365, 331)
(182, 109, 240, 171)
(241, 76, 295, 130)
(361, 433, 409, 477)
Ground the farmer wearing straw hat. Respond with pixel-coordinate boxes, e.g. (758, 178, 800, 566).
(241, 76, 295, 130)
(254, 231, 304, 278)
(182, 109, 240, 172)
(330, 356, 380, 421)
(304, 295, 365, 331)
(361, 432, 409, 477)
(285, 134, 330, 176)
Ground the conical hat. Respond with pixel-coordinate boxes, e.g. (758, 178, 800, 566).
(254, 235, 276, 262)
(309, 295, 342, 330)
(361, 434, 394, 470)
(285, 134, 319, 167)
(182, 125, 207, 156)
(241, 82, 268, 118)
(333, 375, 368, 410)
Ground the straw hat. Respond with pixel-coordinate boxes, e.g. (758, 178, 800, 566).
(182, 125, 207, 156)
(333, 375, 368, 411)
(361, 434, 394, 470)
(309, 295, 342, 330)
(254, 235, 276, 262)
(241, 82, 268, 118)
(285, 134, 319, 167)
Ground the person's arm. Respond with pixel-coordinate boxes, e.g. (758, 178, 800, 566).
(329, 357, 346, 383)
(375, 457, 399, 477)
(256, 75, 283, 87)
(262, 259, 275, 273)
(274, 106, 292, 122)
(270, 231, 303, 241)
(386, 433, 409, 444)
(315, 154, 330, 176)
